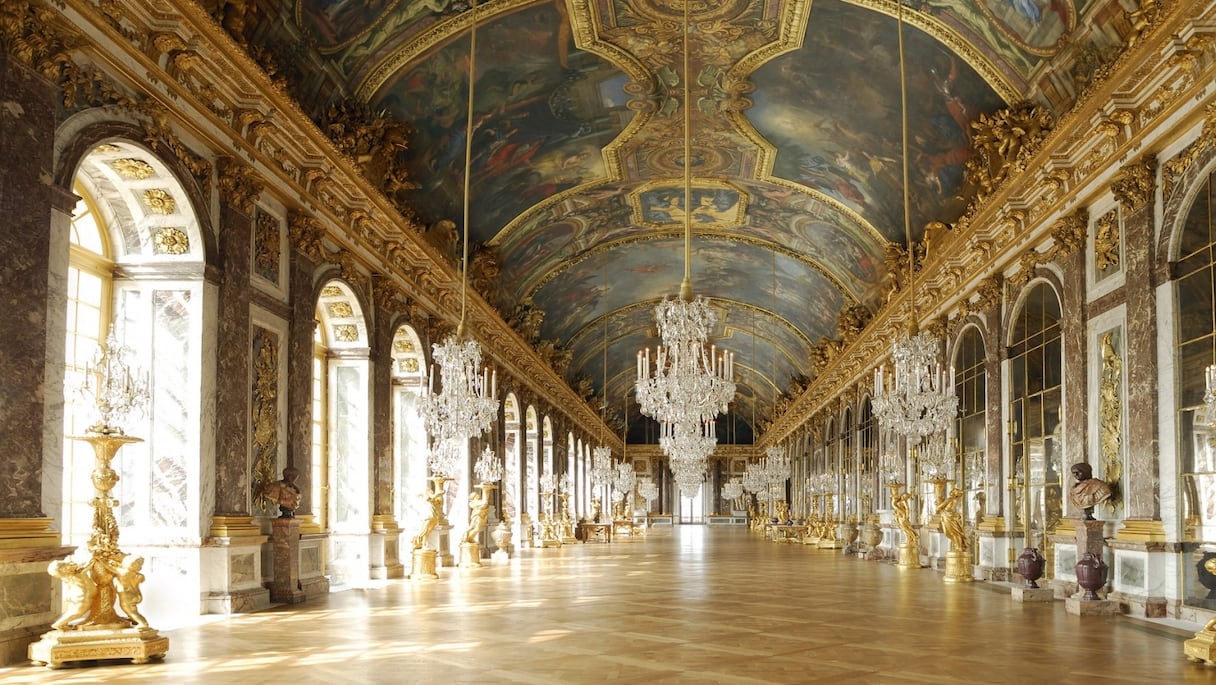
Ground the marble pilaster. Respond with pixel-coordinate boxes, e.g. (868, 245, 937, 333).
(371, 301, 395, 522)
(212, 200, 254, 522)
(1114, 156, 1161, 525)
(0, 55, 59, 519)
(286, 248, 318, 525)
(1059, 244, 1088, 486)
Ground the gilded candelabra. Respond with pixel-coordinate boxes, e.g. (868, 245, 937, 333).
(889, 482, 921, 569)
(30, 334, 168, 668)
(410, 476, 451, 580)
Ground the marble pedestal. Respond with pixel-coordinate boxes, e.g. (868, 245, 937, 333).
(1012, 587, 1055, 602)
(460, 541, 482, 568)
(0, 541, 75, 666)
(1065, 518, 1117, 615)
(270, 518, 305, 604)
(298, 533, 329, 597)
(202, 523, 270, 614)
(436, 525, 454, 567)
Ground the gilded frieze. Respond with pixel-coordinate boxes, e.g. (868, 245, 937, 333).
(217, 157, 263, 214)
(1093, 209, 1120, 277)
(1111, 155, 1158, 212)
(287, 212, 326, 263)
(250, 328, 280, 512)
(253, 209, 281, 284)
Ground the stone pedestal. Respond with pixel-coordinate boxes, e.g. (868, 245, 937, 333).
(269, 518, 304, 604)
(0, 540, 75, 666)
(298, 533, 329, 597)
(1075, 519, 1106, 558)
(410, 548, 438, 581)
(370, 516, 405, 580)
(202, 518, 271, 615)
(1012, 587, 1055, 603)
(1065, 596, 1119, 616)
(436, 525, 454, 567)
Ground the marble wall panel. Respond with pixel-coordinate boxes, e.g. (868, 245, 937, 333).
(0, 572, 53, 631)
(149, 289, 193, 531)
(231, 553, 255, 586)
(1056, 544, 1078, 582)
(1117, 552, 1147, 593)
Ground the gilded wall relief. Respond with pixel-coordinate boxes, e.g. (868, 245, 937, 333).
(253, 208, 282, 285)
(1093, 208, 1120, 281)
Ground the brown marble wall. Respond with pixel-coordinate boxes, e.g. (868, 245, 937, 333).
(1059, 246, 1088, 479)
(1118, 159, 1161, 521)
(371, 305, 394, 518)
(0, 57, 62, 517)
(286, 249, 317, 515)
(982, 306, 1005, 519)
(213, 201, 253, 516)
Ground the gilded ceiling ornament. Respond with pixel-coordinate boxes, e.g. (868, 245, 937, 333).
(142, 188, 176, 214)
(1124, 0, 1161, 49)
(110, 158, 155, 180)
(402, 358, 420, 373)
(319, 97, 418, 201)
(1111, 155, 1158, 211)
(469, 243, 503, 307)
(393, 338, 415, 354)
(319, 285, 343, 299)
(837, 303, 870, 342)
(152, 227, 189, 255)
(965, 102, 1055, 207)
(217, 157, 263, 214)
(326, 302, 353, 318)
(333, 325, 358, 342)
(972, 275, 1004, 313)
(1093, 209, 1120, 273)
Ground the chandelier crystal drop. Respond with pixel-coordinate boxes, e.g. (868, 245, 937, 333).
(871, 330, 957, 441)
(419, 334, 499, 478)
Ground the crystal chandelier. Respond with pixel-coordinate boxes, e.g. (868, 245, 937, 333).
(416, 0, 500, 480)
(638, 480, 659, 505)
(871, 331, 957, 441)
(540, 472, 557, 494)
(634, 0, 735, 489)
(918, 431, 955, 480)
(612, 462, 636, 505)
(77, 330, 151, 435)
(591, 445, 615, 489)
(870, 3, 957, 444)
(420, 336, 499, 477)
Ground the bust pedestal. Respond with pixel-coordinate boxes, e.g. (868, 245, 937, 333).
(1065, 519, 1117, 616)
(270, 518, 305, 604)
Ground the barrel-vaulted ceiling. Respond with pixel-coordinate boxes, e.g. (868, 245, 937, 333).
(276, 0, 1089, 437)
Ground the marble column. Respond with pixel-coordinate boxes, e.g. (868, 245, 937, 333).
(1114, 157, 1164, 537)
(0, 55, 77, 666)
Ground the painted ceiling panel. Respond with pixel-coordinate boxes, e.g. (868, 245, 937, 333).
(256, 0, 1084, 435)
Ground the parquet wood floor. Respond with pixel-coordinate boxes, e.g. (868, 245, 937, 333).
(4, 527, 1214, 684)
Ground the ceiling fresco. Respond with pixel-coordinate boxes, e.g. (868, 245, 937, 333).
(264, 0, 1112, 436)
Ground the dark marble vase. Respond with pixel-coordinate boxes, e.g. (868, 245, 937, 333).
(1075, 552, 1109, 600)
(1017, 547, 1046, 589)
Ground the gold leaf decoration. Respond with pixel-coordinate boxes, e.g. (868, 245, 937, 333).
(110, 158, 155, 180)
(334, 324, 358, 342)
(320, 285, 343, 298)
(143, 188, 176, 214)
(326, 302, 353, 318)
(152, 227, 189, 255)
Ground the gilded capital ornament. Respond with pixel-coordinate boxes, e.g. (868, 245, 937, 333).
(1111, 155, 1158, 211)
(287, 211, 326, 262)
(217, 156, 263, 214)
(1050, 208, 1088, 257)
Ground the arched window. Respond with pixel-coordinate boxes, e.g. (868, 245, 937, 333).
(1008, 282, 1063, 576)
(311, 323, 329, 531)
(63, 187, 113, 544)
(859, 399, 877, 518)
(1174, 170, 1216, 609)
